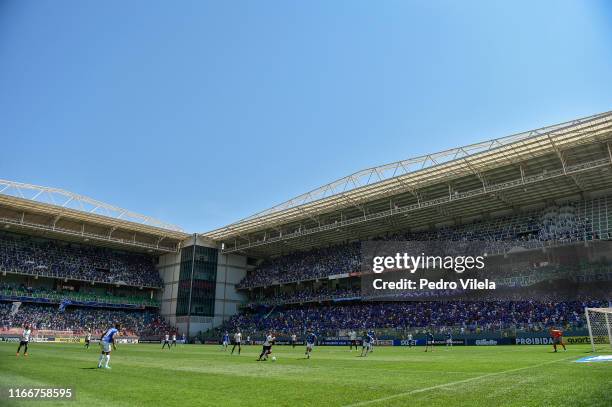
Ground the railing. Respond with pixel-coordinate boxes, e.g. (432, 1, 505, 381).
(201, 324, 590, 340)
(0, 288, 160, 307)
(0, 267, 163, 290)
(0, 216, 179, 252)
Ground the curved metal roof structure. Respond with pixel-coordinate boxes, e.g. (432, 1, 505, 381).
(232, 113, 605, 223)
(0, 179, 184, 233)
(3, 110, 611, 256)
(203, 110, 612, 248)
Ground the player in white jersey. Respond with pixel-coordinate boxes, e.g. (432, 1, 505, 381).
(85, 330, 92, 349)
(98, 323, 120, 369)
(368, 330, 376, 353)
(231, 330, 242, 355)
(172, 333, 177, 347)
(162, 333, 171, 349)
(407, 333, 413, 348)
(16, 324, 32, 357)
(257, 332, 275, 361)
(290, 333, 297, 348)
(349, 330, 358, 350)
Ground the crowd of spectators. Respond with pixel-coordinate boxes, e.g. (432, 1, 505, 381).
(248, 287, 360, 306)
(0, 302, 171, 336)
(0, 281, 158, 307)
(241, 244, 361, 288)
(218, 300, 608, 337)
(0, 233, 172, 338)
(0, 232, 162, 287)
(244, 262, 612, 305)
(238, 202, 598, 289)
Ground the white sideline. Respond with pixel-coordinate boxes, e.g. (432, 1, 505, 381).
(342, 356, 575, 407)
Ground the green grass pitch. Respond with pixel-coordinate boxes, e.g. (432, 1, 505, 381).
(1, 342, 610, 407)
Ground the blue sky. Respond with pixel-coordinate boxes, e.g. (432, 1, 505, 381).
(1, 0, 611, 232)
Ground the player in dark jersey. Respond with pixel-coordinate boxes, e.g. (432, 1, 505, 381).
(360, 331, 374, 357)
(305, 332, 317, 359)
(222, 332, 230, 351)
(98, 323, 120, 369)
(368, 330, 376, 353)
(425, 331, 434, 352)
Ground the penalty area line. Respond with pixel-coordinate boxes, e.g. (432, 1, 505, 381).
(341, 356, 575, 407)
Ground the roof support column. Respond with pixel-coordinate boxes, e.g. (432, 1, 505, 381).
(186, 234, 197, 340)
(547, 134, 566, 174)
(52, 214, 62, 230)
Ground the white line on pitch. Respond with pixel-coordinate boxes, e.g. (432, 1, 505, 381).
(341, 356, 575, 407)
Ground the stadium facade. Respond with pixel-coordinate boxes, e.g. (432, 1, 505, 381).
(1, 110, 611, 337)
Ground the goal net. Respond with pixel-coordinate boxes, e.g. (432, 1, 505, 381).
(584, 307, 612, 352)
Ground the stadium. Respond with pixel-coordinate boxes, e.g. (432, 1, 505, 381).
(2, 111, 612, 406)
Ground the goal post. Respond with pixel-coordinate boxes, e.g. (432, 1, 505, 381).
(584, 307, 612, 352)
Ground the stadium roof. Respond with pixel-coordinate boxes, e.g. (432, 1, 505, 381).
(203, 110, 612, 256)
(0, 180, 189, 252)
